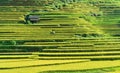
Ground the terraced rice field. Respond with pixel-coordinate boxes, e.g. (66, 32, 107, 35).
(0, 1, 120, 73)
(0, 24, 119, 73)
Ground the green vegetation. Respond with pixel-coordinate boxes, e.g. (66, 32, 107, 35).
(1, 0, 120, 25)
(2, 40, 16, 45)
(0, 0, 120, 73)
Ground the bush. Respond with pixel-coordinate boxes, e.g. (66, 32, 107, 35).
(2, 40, 16, 45)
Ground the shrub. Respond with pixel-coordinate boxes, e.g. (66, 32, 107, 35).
(2, 40, 16, 45)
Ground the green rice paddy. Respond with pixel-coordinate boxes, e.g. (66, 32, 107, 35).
(0, 0, 120, 73)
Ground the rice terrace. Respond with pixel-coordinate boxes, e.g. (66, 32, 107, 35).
(0, 0, 120, 73)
